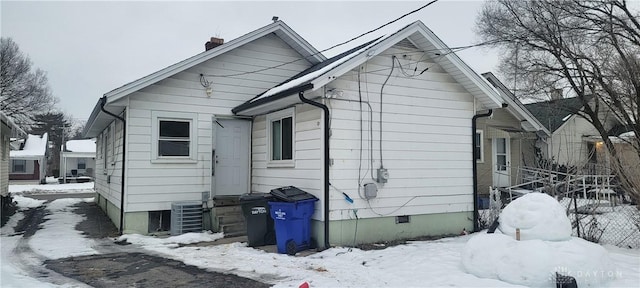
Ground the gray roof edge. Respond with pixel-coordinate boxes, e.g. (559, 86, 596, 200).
(481, 72, 551, 135)
(311, 20, 503, 109)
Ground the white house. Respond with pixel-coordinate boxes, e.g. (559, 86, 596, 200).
(232, 20, 504, 246)
(9, 133, 49, 184)
(60, 139, 96, 183)
(83, 20, 325, 234)
(1, 112, 25, 198)
(475, 72, 550, 193)
(84, 20, 507, 246)
(524, 97, 621, 172)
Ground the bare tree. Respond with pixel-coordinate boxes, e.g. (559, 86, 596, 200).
(0, 37, 57, 127)
(477, 0, 640, 203)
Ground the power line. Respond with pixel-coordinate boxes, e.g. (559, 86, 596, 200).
(204, 0, 440, 78)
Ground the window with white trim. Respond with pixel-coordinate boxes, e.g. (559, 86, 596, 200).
(103, 127, 110, 170)
(77, 158, 87, 170)
(475, 130, 484, 163)
(151, 111, 196, 163)
(267, 108, 294, 166)
(12, 159, 26, 173)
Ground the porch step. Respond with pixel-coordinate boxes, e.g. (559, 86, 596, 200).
(214, 205, 242, 214)
(214, 196, 241, 207)
(220, 222, 246, 238)
(218, 214, 244, 225)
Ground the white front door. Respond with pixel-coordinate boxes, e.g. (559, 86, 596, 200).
(212, 119, 250, 196)
(492, 137, 511, 187)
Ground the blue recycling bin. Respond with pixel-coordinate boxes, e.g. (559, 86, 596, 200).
(268, 186, 319, 255)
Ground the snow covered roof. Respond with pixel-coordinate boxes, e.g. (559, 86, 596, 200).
(233, 20, 505, 116)
(84, 20, 325, 138)
(10, 133, 48, 159)
(65, 139, 96, 153)
(232, 38, 381, 114)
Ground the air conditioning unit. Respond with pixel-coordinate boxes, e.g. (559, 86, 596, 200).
(170, 201, 203, 235)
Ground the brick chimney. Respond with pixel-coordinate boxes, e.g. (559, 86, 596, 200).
(205, 37, 224, 51)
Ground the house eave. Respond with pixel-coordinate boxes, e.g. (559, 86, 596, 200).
(232, 83, 314, 116)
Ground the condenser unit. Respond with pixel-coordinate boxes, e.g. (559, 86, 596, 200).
(170, 201, 203, 235)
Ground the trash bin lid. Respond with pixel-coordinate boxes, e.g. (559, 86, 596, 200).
(239, 193, 274, 202)
(270, 186, 318, 202)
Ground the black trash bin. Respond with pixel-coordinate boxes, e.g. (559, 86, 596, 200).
(239, 193, 276, 247)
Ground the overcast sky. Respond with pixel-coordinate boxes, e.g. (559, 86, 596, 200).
(1, 0, 499, 122)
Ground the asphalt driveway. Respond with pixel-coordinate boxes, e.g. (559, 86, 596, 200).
(13, 195, 270, 288)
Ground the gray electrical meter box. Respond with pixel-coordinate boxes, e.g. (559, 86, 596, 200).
(364, 183, 378, 199)
(377, 168, 389, 183)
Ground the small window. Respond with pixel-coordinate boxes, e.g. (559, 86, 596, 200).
(267, 108, 295, 166)
(12, 159, 26, 173)
(158, 120, 190, 157)
(151, 111, 196, 163)
(475, 130, 484, 163)
(103, 127, 110, 169)
(77, 158, 86, 170)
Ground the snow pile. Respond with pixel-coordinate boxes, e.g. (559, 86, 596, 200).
(119, 231, 224, 247)
(9, 182, 94, 194)
(462, 192, 616, 287)
(498, 192, 572, 241)
(12, 195, 46, 209)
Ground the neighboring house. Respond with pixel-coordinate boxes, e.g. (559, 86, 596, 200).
(1, 113, 25, 198)
(84, 20, 506, 245)
(474, 72, 550, 194)
(9, 133, 49, 184)
(60, 139, 96, 183)
(524, 97, 621, 172)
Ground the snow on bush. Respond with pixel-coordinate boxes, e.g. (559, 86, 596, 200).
(499, 192, 572, 241)
(462, 192, 616, 287)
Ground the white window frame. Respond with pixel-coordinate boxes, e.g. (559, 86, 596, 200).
(12, 159, 27, 173)
(266, 107, 295, 168)
(77, 158, 87, 170)
(151, 111, 197, 163)
(475, 129, 484, 163)
(103, 127, 110, 171)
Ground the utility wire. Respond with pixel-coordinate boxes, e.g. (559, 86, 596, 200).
(204, 0, 440, 78)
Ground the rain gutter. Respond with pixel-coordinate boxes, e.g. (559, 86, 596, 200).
(100, 96, 127, 234)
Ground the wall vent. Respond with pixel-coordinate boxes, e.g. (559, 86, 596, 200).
(170, 201, 203, 235)
(396, 215, 410, 224)
(395, 38, 418, 51)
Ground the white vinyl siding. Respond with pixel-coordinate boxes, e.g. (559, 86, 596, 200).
(250, 104, 322, 213)
(94, 119, 123, 210)
(0, 130, 8, 196)
(326, 44, 476, 220)
(109, 33, 313, 212)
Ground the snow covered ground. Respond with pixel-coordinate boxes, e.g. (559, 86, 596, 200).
(1, 185, 639, 287)
(8, 177, 94, 194)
